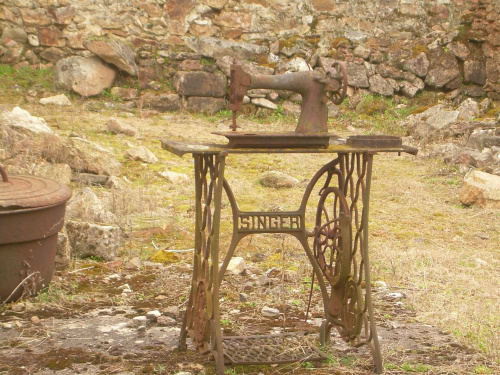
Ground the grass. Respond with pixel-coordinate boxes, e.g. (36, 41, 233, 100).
(369, 155, 500, 362)
(338, 93, 432, 135)
(0, 64, 54, 93)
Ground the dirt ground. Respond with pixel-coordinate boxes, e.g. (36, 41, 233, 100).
(0, 259, 495, 375)
(1, 98, 499, 375)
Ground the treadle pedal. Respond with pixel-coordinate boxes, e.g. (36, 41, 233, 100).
(222, 332, 327, 365)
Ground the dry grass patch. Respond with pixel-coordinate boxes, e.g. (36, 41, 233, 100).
(369, 154, 499, 362)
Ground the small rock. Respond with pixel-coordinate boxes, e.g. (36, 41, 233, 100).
(126, 146, 158, 164)
(306, 318, 323, 327)
(252, 97, 278, 110)
(284, 56, 309, 72)
(479, 98, 490, 113)
(157, 316, 177, 326)
(1, 106, 53, 134)
(163, 306, 180, 319)
(385, 292, 404, 300)
(10, 303, 25, 313)
(374, 280, 388, 290)
(160, 170, 189, 184)
(110, 87, 138, 100)
(59, 136, 122, 176)
(268, 92, 279, 101)
(255, 274, 273, 287)
(65, 188, 116, 224)
(248, 89, 270, 98)
(1, 322, 13, 329)
(226, 257, 246, 275)
(146, 310, 162, 321)
(390, 321, 405, 329)
(65, 220, 124, 260)
(31, 316, 41, 324)
(125, 257, 141, 270)
(459, 170, 500, 208)
(106, 118, 138, 137)
(268, 285, 286, 296)
(475, 258, 488, 266)
(105, 176, 128, 189)
(104, 274, 121, 282)
(260, 171, 298, 188)
(457, 98, 479, 120)
(130, 316, 148, 328)
(281, 100, 301, 115)
(39, 94, 72, 106)
(239, 293, 248, 302)
(265, 267, 279, 278)
(261, 306, 280, 317)
(71, 172, 108, 186)
(476, 232, 490, 240)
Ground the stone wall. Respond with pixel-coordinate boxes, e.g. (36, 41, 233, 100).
(0, 0, 499, 101)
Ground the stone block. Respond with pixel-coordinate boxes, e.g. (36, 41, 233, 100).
(141, 93, 181, 112)
(174, 71, 226, 97)
(65, 220, 123, 260)
(84, 38, 138, 76)
(186, 97, 226, 114)
(226, 257, 246, 275)
(459, 170, 500, 208)
(55, 56, 116, 97)
(464, 60, 486, 85)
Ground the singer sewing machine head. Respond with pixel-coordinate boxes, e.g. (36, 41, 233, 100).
(214, 60, 348, 148)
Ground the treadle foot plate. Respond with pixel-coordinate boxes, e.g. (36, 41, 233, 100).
(222, 332, 326, 365)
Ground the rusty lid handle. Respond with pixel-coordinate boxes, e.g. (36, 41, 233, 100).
(0, 165, 8, 182)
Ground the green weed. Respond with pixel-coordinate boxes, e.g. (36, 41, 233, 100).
(32, 283, 68, 304)
(475, 365, 493, 374)
(0, 64, 54, 92)
(88, 255, 106, 262)
(400, 362, 429, 372)
(301, 361, 314, 369)
(340, 355, 358, 367)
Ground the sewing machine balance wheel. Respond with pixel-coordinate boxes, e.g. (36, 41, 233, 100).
(325, 61, 348, 105)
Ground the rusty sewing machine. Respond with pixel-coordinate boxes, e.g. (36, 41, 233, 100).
(213, 59, 350, 148)
(163, 59, 417, 375)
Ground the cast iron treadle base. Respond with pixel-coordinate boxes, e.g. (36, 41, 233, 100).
(222, 332, 327, 365)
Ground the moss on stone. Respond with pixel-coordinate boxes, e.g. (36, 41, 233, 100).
(150, 250, 179, 265)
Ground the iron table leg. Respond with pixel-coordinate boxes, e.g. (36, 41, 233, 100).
(178, 153, 227, 374)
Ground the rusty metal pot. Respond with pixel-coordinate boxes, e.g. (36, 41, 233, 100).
(0, 165, 72, 303)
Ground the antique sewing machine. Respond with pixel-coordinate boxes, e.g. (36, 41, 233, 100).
(161, 59, 417, 375)
(213, 60, 348, 148)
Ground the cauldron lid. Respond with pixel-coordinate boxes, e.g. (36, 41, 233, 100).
(0, 166, 72, 210)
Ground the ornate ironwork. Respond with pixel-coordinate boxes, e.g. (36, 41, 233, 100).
(163, 139, 418, 375)
(222, 333, 326, 365)
(302, 153, 381, 370)
(179, 154, 227, 373)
